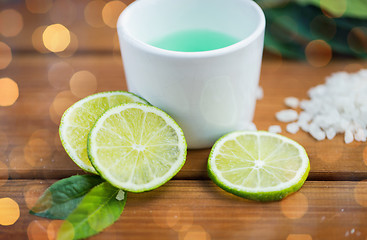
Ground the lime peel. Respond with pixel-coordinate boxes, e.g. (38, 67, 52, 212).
(87, 103, 187, 192)
(59, 91, 149, 174)
(208, 131, 310, 202)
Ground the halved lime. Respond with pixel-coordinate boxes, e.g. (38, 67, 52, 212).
(208, 131, 310, 201)
(59, 91, 149, 174)
(87, 103, 187, 192)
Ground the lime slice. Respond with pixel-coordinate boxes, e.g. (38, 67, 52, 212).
(59, 91, 149, 174)
(87, 103, 187, 192)
(208, 131, 310, 201)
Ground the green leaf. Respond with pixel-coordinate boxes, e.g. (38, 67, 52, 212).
(261, 2, 367, 59)
(30, 175, 104, 219)
(296, 0, 367, 19)
(57, 182, 127, 240)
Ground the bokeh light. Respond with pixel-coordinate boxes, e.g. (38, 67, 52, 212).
(0, 198, 20, 226)
(287, 234, 312, 240)
(347, 27, 367, 54)
(69, 71, 97, 98)
(320, 0, 347, 18)
(0, 131, 8, 153)
(102, 1, 127, 28)
(49, 104, 60, 125)
(47, 220, 64, 240)
(354, 180, 367, 207)
(31, 129, 55, 142)
(166, 207, 194, 232)
(0, 9, 23, 37)
(178, 225, 211, 240)
(55, 31, 79, 58)
(85, 0, 106, 28)
(42, 24, 71, 53)
(27, 220, 49, 240)
(49, 90, 78, 124)
(310, 15, 336, 41)
(0, 77, 19, 107)
(48, 61, 74, 90)
(28, 190, 52, 214)
(24, 184, 48, 210)
(9, 146, 32, 174)
(26, 0, 53, 14)
(24, 138, 52, 167)
(49, 0, 77, 26)
(316, 141, 342, 164)
(305, 40, 332, 67)
(280, 192, 308, 219)
(52, 90, 77, 115)
(55, 220, 75, 240)
(151, 208, 170, 228)
(0, 42, 12, 70)
(32, 26, 49, 53)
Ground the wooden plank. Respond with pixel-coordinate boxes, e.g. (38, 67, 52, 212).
(0, 179, 367, 239)
(0, 55, 367, 180)
(1, 0, 135, 52)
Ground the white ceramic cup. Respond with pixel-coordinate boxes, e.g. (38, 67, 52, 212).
(117, 0, 265, 149)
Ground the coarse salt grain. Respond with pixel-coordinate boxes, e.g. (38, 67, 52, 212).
(276, 69, 367, 142)
(284, 97, 299, 109)
(275, 109, 298, 122)
(355, 128, 366, 142)
(298, 112, 312, 123)
(298, 120, 310, 132)
(309, 124, 326, 141)
(326, 128, 336, 140)
(268, 125, 281, 133)
(244, 122, 257, 131)
(344, 130, 354, 144)
(286, 122, 299, 134)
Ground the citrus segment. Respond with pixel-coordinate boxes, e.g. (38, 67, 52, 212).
(88, 103, 186, 192)
(208, 131, 309, 201)
(59, 91, 149, 174)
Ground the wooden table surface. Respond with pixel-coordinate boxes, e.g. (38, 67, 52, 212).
(1, 1, 367, 239)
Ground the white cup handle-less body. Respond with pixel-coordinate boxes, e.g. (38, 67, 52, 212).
(117, 0, 265, 149)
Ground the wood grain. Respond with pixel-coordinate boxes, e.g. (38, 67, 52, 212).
(1, 55, 367, 180)
(1, 179, 366, 240)
(1, 1, 367, 239)
(1, 0, 135, 53)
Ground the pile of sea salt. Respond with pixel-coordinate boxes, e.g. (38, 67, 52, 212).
(271, 69, 367, 144)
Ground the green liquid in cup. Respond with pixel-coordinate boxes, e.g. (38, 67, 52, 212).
(150, 29, 240, 52)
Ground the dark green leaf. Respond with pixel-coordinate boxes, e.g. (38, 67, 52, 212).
(30, 175, 104, 219)
(261, 2, 367, 59)
(57, 182, 127, 240)
(296, 0, 367, 19)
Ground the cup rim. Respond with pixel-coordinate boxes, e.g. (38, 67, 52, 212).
(117, 0, 265, 58)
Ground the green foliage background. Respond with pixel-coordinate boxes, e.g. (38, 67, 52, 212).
(256, 0, 367, 58)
